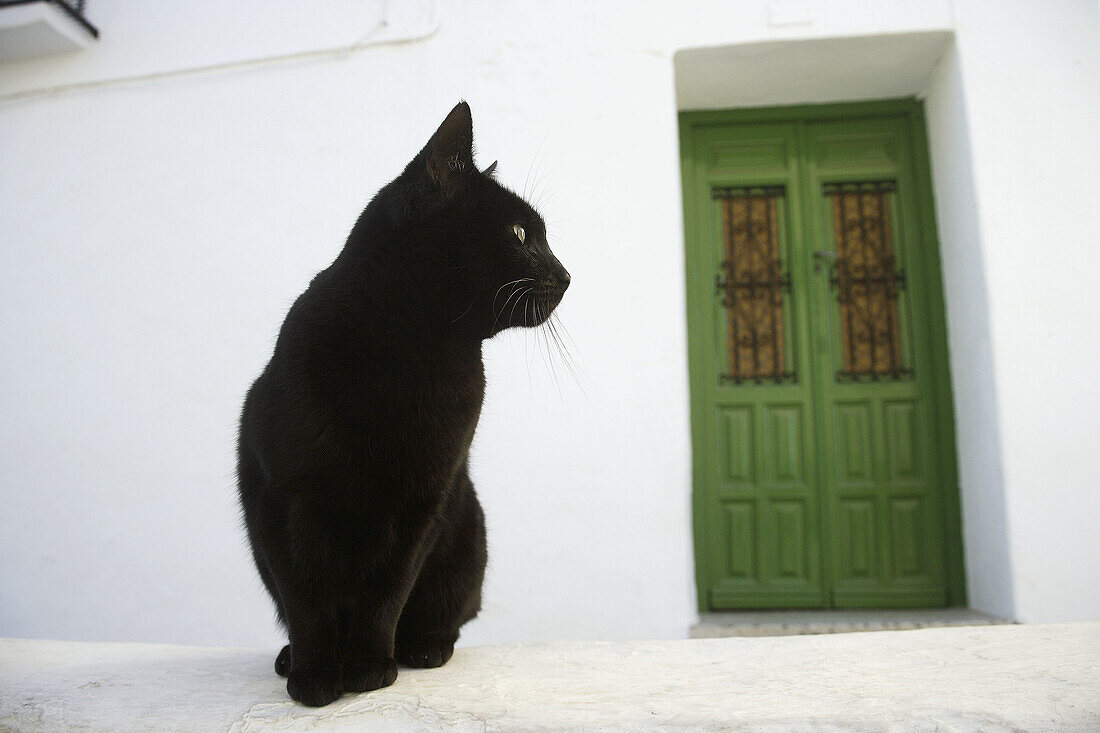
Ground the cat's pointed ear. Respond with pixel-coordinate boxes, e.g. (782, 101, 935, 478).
(483, 160, 498, 176)
(425, 101, 474, 193)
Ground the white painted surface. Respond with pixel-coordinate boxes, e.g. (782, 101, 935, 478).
(944, 0, 1100, 624)
(0, 2, 97, 63)
(2, 624, 1098, 731)
(0, 0, 702, 649)
(922, 39, 1017, 621)
(0, 1, 438, 97)
(675, 32, 952, 110)
(1, 0, 1098, 651)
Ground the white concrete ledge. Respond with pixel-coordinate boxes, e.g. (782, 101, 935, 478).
(2, 623, 1098, 731)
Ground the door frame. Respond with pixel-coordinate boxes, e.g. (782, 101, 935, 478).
(679, 98, 967, 610)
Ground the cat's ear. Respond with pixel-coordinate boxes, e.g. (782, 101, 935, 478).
(425, 101, 474, 194)
(483, 160, 498, 176)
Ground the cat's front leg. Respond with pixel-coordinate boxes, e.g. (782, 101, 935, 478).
(395, 471, 487, 668)
(340, 595, 407, 693)
(340, 518, 437, 693)
(274, 644, 291, 676)
(282, 600, 344, 707)
(340, 638, 399, 694)
(255, 506, 347, 706)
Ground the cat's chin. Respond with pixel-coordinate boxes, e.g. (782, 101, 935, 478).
(494, 307, 552, 334)
(523, 298, 560, 327)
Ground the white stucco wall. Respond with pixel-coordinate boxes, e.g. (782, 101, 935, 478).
(1, 0, 1097, 649)
(939, 0, 1100, 622)
(923, 39, 1017, 621)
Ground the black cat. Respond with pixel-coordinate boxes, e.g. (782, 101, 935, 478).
(236, 102, 569, 707)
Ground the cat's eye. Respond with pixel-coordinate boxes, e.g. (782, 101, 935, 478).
(513, 224, 526, 244)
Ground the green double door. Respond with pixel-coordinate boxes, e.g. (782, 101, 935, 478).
(680, 101, 964, 610)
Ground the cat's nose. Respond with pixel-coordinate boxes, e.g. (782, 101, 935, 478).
(556, 268, 571, 291)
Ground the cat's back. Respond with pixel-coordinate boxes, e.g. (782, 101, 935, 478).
(238, 261, 366, 467)
(240, 253, 485, 486)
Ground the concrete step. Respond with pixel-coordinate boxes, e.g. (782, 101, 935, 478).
(691, 607, 1010, 637)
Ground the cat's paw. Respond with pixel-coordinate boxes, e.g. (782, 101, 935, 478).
(274, 645, 291, 677)
(286, 668, 343, 707)
(342, 654, 398, 693)
(395, 632, 456, 668)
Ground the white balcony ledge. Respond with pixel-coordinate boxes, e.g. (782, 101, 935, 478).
(2, 623, 1098, 731)
(0, 1, 97, 63)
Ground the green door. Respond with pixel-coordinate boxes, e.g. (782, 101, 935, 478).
(680, 100, 965, 610)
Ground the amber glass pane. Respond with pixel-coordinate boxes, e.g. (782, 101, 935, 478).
(825, 181, 911, 381)
(714, 187, 794, 384)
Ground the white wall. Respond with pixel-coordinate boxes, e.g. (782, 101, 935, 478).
(1, 0, 700, 648)
(2, 0, 1097, 649)
(942, 0, 1100, 622)
(923, 40, 1017, 620)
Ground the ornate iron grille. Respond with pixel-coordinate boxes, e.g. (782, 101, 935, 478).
(713, 186, 796, 385)
(824, 181, 912, 381)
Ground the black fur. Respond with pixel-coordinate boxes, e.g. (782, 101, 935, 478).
(237, 102, 569, 707)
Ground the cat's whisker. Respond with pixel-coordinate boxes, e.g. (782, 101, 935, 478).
(532, 301, 549, 381)
(508, 287, 533, 326)
(524, 297, 535, 377)
(550, 314, 585, 374)
(505, 288, 524, 325)
(541, 316, 567, 391)
(492, 277, 532, 311)
(492, 292, 516, 330)
(492, 280, 533, 330)
(523, 131, 550, 200)
(530, 164, 563, 213)
(523, 158, 534, 200)
(449, 299, 475, 324)
(537, 191, 559, 215)
(531, 163, 562, 198)
(540, 305, 564, 399)
(547, 314, 589, 400)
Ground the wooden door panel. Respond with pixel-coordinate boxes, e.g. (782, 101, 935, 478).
(682, 102, 962, 611)
(827, 396, 944, 602)
(770, 498, 810, 581)
(889, 497, 926, 578)
(712, 401, 823, 606)
(884, 401, 922, 481)
(834, 403, 874, 483)
(806, 116, 947, 607)
(838, 498, 877, 581)
(766, 405, 806, 485)
(815, 132, 900, 170)
(686, 121, 825, 608)
(719, 407, 753, 485)
(723, 500, 756, 579)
